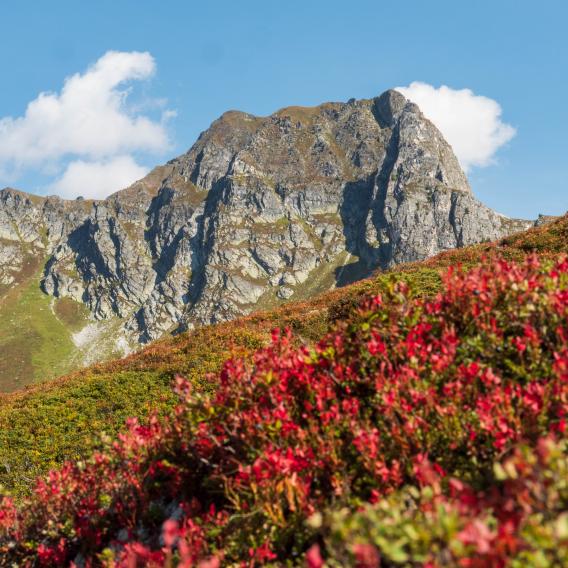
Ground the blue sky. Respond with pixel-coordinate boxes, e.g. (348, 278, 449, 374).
(0, 0, 565, 219)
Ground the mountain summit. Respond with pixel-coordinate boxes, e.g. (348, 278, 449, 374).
(0, 90, 531, 385)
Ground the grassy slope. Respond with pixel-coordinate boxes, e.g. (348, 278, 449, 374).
(0, 256, 92, 392)
(0, 215, 566, 496)
(0, 256, 134, 392)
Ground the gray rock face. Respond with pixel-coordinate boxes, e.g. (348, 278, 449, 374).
(0, 90, 532, 345)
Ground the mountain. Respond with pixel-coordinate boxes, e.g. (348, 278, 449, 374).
(0, 89, 532, 389)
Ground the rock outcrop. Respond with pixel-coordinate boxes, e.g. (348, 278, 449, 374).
(0, 90, 532, 346)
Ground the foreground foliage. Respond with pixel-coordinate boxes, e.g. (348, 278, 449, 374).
(0, 215, 566, 498)
(0, 255, 566, 566)
(321, 438, 568, 567)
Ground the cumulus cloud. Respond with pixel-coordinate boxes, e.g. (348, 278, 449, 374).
(50, 156, 149, 200)
(0, 51, 172, 198)
(395, 82, 515, 172)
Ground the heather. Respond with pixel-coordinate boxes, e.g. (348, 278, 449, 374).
(321, 438, 568, 566)
(0, 215, 566, 499)
(0, 255, 567, 566)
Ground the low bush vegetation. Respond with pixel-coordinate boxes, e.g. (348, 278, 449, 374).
(0, 216, 566, 501)
(0, 254, 566, 565)
(321, 438, 568, 566)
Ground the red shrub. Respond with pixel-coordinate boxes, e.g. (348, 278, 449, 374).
(0, 256, 567, 565)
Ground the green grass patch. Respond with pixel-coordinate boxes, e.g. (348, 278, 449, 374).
(0, 265, 86, 391)
(0, 370, 176, 495)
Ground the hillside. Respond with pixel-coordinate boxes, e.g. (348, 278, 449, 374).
(0, 216, 566, 565)
(0, 246, 114, 390)
(0, 192, 129, 390)
(0, 213, 564, 499)
(0, 89, 531, 390)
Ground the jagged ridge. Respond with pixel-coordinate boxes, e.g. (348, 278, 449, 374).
(0, 90, 532, 380)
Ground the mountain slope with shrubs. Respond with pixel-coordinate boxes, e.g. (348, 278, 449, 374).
(0, 252, 567, 566)
(0, 215, 565, 500)
(0, 216, 566, 565)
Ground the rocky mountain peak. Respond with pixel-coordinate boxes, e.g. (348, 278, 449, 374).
(372, 89, 408, 126)
(0, 90, 532, 366)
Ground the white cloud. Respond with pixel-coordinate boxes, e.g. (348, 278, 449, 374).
(50, 156, 149, 200)
(395, 82, 515, 172)
(0, 51, 172, 198)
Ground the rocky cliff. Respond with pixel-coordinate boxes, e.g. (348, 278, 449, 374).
(0, 89, 532, 360)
